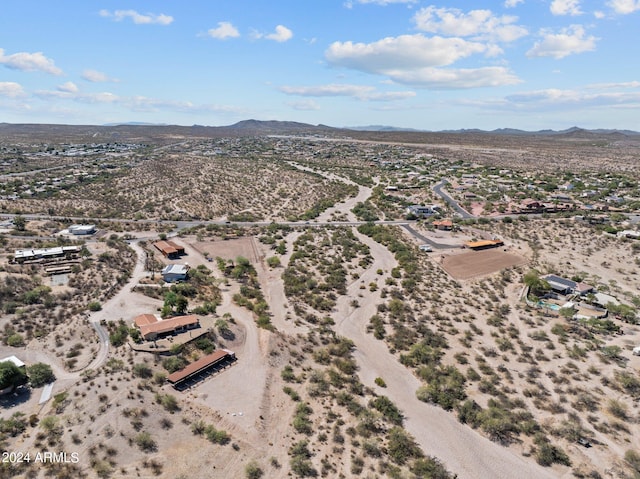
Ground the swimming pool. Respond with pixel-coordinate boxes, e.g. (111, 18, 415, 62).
(537, 301, 560, 311)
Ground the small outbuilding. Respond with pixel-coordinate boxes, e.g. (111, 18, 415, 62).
(153, 240, 185, 259)
(167, 349, 236, 390)
(465, 239, 504, 250)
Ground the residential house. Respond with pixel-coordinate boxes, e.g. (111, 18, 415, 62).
(542, 275, 593, 296)
(162, 264, 189, 283)
(68, 224, 96, 235)
(432, 220, 453, 231)
(406, 205, 437, 218)
(134, 314, 200, 341)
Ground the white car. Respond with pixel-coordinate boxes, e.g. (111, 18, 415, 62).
(419, 244, 433, 252)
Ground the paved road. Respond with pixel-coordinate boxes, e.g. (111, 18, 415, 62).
(433, 180, 475, 219)
(0, 212, 411, 230)
(400, 224, 460, 250)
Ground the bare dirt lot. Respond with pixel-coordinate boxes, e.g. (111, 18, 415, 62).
(442, 248, 528, 279)
(192, 237, 259, 263)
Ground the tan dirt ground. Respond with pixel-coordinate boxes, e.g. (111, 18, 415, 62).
(442, 248, 529, 279)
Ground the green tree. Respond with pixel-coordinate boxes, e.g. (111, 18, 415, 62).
(12, 215, 26, 231)
(523, 270, 550, 297)
(175, 295, 189, 315)
(27, 363, 56, 387)
(0, 361, 28, 391)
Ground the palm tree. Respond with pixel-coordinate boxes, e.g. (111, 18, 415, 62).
(523, 270, 550, 298)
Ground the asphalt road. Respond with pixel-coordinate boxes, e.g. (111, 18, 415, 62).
(433, 180, 475, 219)
(400, 224, 460, 250)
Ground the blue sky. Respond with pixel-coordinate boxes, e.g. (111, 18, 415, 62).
(1, 0, 639, 130)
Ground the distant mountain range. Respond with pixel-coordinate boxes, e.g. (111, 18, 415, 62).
(350, 124, 640, 136)
(1, 120, 638, 143)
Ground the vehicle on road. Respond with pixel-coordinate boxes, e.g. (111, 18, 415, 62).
(419, 244, 433, 252)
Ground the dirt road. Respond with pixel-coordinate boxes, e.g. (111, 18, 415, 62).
(335, 229, 559, 479)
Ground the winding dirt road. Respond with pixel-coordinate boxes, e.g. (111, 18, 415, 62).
(334, 230, 559, 479)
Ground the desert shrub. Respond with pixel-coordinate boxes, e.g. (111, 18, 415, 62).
(614, 371, 640, 397)
(245, 461, 264, 479)
(266, 256, 281, 268)
(133, 363, 153, 379)
(289, 440, 316, 477)
(155, 393, 180, 412)
(6, 333, 25, 347)
(281, 365, 297, 382)
(205, 425, 230, 445)
(162, 356, 188, 373)
(293, 402, 313, 435)
(387, 427, 423, 465)
(27, 363, 55, 387)
(625, 449, 640, 473)
(0, 412, 27, 437)
(134, 432, 157, 452)
(416, 365, 466, 410)
(87, 301, 102, 311)
(607, 399, 628, 419)
(369, 396, 403, 425)
(411, 457, 454, 479)
(534, 435, 571, 467)
(109, 321, 129, 347)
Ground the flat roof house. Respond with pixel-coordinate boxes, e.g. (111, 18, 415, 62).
(542, 274, 593, 296)
(432, 219, 453, 231)
(134, 314, 200, 341)
(153, 240, 185, 259)
(161, 264, 189, 283)
(13, 245, 80, 263)
(68, 224, 96, 235)
(406, 205, 437, 218)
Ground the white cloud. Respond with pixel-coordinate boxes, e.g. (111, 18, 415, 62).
(413, 7, 528, 42)
(279, 83, 416, 101)
(550, 0, 583, 16)
(0, 48, 62, 75)
(33, 87, 245, 115)
(99, 9, 173, 25)
(252, 25, 293, 42)
(505, 88, 640, 108)
(382, 66, 521, 89)
(504, 0, 524, 7)
(325, 34, 521, 89)
(0, 82, 25, 98)
(207, 22, 240, 40)
(286, 100, 321, 111)
(347, 0, 417, 5)
(82, 69, 118, 83)
(586, 80, 640, 89)
(607, 0, 640, 14)
(594, 10, 606, 18)
(526, 25, 597, 59)
(326, 34, 488, 72)
(57, 82, 78, 93)
(266, 25, 293, 42)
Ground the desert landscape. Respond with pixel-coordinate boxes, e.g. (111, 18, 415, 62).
(0, 122, 639, 479)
